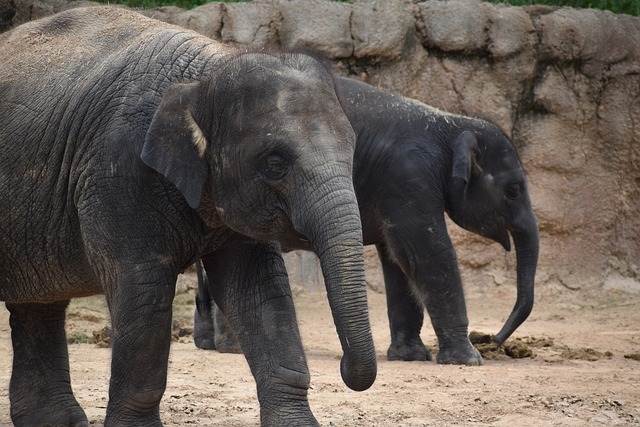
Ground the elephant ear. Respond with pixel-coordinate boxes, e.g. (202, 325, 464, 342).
(141, 82, 209, 209)
(451, 130, 479, 187)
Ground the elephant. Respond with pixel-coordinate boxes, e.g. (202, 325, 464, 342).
(0, 7, 377, 427)
(194, 76, 540, 366)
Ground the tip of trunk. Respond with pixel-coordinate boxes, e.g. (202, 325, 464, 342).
(340, 353, 377, 391)
(491, 297, 534, 347)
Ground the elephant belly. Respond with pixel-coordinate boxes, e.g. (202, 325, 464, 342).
(0, 257, 102, 303)
(0, 221, 102, 303)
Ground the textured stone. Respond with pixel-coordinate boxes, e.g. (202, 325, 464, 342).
(221, 2, 279, 45)
(417, 0, 495, 53)
(0, 0, 16, 32)
(537, 8, 636, 63)
(277, 0, 353, 58)
(177, 3, 223, 40)
(351, 0, 415, 60)
(488, 6, 535, 58)
(141, 4, 223, 40)
(11, 0, 84, 27)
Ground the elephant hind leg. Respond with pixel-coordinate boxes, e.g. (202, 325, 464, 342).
(193, 296, 242, 354)
(7, 300, 88, 427)
(193, 292, 217, 350)
(192, 260, 241, 353)
(213, 301, 242, 353)
(377, 245, 431, 362)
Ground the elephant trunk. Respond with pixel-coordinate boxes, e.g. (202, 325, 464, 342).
(493, 213, 540, 347)
(294, 178, 377, 392)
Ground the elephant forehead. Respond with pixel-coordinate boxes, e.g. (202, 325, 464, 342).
(488, 167, 526, 186)
(494, 151, 524, 174)
(232, 74, 334, 119)
(275, 85, 337, 115)
(238, 87, 348, 137)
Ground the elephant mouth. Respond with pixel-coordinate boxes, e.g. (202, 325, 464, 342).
(279, 233, 312, 253)
(497, 228, 511, 251)
(481, 222, 511, 251)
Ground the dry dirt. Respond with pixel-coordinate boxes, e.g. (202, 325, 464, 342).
(1, 273, 639, 426)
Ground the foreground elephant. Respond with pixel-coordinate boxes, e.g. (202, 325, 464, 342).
(0, 8, 376, 426)
(195, 77, 540, 365)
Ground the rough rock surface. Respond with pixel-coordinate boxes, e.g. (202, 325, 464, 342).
(0, 0, 15, 32)
(4, 0, 639, 296)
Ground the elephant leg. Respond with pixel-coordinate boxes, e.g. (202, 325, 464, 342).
(193, 295, 242, 354)
(7, 300, 88, 427)
(377, 244, 430, 361)
(193, 293, 216, 350)
(192, 260, 241, 353)
(382, 216, 481, 366)
(202, 236, 318, 427)
(422, 280, 482, 365)
(213, 301, 242, 353)
(103, 267, 175, 426)
(193, 262, 216, 350)
(414, 251, 482, 366)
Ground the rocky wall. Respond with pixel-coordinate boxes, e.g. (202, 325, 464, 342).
(3, 0, 639, 295)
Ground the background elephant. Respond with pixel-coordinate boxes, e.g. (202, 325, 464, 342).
(0, 8, 376, 427)
(195, 76, 539, 366)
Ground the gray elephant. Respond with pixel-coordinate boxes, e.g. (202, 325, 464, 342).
(0, 8, 376, 427)
(195, 76, 539, 365)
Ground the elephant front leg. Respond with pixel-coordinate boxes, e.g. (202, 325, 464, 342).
(416, 250, 482, 366)
(7, 300, 88, 427)
(202, 236, 318, 427)
(377, 244, 431, 362)
(103, 270, 176, 426)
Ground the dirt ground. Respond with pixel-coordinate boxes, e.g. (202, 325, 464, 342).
(1, 272, 639, 426)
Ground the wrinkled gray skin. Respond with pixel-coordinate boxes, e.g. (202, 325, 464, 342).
(195, 77, 539, 365)
(0, 8, 376, 427)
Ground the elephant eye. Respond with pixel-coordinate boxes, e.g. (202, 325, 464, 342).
(505, 182, 523, 200)
(258, 152, 289, 181)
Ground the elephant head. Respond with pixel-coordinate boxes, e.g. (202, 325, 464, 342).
(140, 52, 376, 391)
(447, 128, 539, 346)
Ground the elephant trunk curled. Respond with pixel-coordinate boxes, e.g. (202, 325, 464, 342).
(293, 175, 377, 392)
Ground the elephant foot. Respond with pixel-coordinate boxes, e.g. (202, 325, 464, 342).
(12, 400, 88, 427)
(194, 333, 216, 350)
(261, 407, 320, 427)
(436, 341, 483, 366)
(215, 336, 242, 354)
(193, 306, 216, 350)
(213, 306, 242, 353)
(104, 412, 162, 427)
(387, 339, 432, 361)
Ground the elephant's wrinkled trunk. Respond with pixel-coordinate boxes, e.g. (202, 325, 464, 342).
(493, 215, 540, 347)
(295, 181, 377, 392)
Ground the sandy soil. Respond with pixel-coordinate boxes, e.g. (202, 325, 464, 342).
(1, 273, 639, 426)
